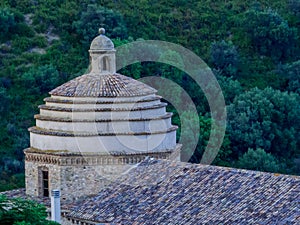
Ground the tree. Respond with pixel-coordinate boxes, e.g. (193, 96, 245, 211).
(210, 40, 239, 77)
(236, 148, 282, 173)
(214, 72, 243, 104)
(20, 65, 61, 95)
(189, 115, 232, 166)
(0, 195, 59, 225)
(73, 4, 128, 50)
(0, 87, 10, 115)
(276, 60, 300, 94)
(241, 8, 298, 61)
(288, 0, 300, 19)
(227, 87, 300, 164)
(0, 7, 15, 40)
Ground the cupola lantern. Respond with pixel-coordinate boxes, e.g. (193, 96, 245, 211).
(89, 28, 116, 74)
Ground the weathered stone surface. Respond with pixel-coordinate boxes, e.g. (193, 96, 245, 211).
(90, 32, 114, 51)
(25, 146, 181, 202)
(29, 129, 177, 152)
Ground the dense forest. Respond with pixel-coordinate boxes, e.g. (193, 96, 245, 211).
(0, 0, 299, 191)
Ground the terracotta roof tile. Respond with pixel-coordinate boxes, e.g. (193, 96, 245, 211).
(49, 73, 157, 97)
(67, 159, 300, 224)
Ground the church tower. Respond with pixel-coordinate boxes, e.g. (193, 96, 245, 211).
(24, 28, 181, 201)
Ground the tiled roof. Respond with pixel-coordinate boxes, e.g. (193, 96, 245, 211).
(67, 159, 300, 224)
(49, 73, 157, 97)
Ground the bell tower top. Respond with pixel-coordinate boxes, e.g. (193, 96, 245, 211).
(89, 28, 116, 74)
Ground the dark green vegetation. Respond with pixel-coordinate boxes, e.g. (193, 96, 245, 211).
(0, 0, 299, 191)
(0, 194, 59, 225)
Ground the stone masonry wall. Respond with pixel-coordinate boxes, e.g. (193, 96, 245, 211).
(25, 145, 181, 202)
(25, 157, 132, 201)
(25, 161, 61, 197)
(59, 164, 131, 201)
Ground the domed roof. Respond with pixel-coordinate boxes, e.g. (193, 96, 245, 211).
(49, 73, 157, 97)
(90, 28, 114, 51)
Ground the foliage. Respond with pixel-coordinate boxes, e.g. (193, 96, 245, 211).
(227, 87, 300, 170)
(236, 148, 282, 173)
(288, 0, 300, 19)
(210, 40, 239, 77)
(240, 7, 298, 61)
(0, 173, 24, 192)
(0, 195, 59, 225)
(276, 60, 300, 94)
(0, 6, 34, 44)
(73, 4, 128, 50)
(189, 115, 232, 167)
(215, 72, 243, 104)
(0, 87, 10, 114)
(0, 7, 15, 40)
(20, 65, 61, 95)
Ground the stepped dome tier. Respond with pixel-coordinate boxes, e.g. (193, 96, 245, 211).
(28, 91, 178, 153)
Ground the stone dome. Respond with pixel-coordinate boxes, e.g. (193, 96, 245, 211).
(28, 28, 179, 155)
(90, 28, 114, 51)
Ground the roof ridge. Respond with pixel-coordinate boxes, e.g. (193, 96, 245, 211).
(145, 158, 300, 179)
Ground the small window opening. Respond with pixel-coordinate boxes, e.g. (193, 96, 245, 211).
(42, 170, 49, 197)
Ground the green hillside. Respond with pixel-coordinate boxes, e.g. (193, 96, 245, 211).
(0, 0, 299, 190)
